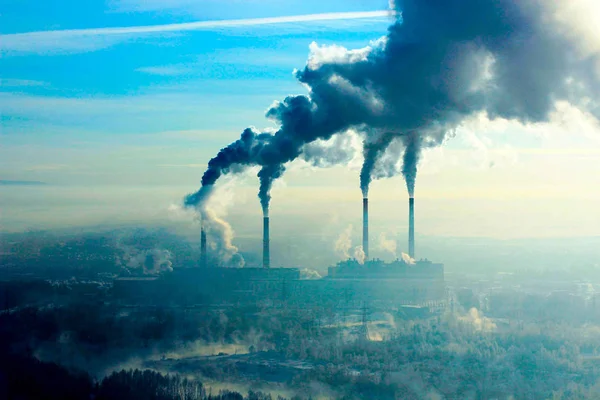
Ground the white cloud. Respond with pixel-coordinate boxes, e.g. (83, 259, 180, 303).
(418, 100, 600, 177)
(0, 91, 263, 123)
(550, 101, 600, 144)
(0, 11, 390, 56)
(544, 0, 600, 57)
(135, 47, 308, 80)
(0, 92, 197, 118)
(307, 40, 376, 70)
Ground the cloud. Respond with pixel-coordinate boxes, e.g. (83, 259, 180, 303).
(135, 48, 309, 80)
(0, 91, 254, 127)
(0, 92, 196, 119)
(306, 39, 376, 70)
(457, 127, 518, 170)
(545, 0, 600, 57)
(0, 11, 390, 56)
(0, 86, 287, 137)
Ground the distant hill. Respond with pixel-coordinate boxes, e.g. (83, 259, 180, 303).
(0, 180, 47, 186)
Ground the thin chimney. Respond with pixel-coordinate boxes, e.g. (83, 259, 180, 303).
(408, 197, 415, 259)
(263, 216, 270, 268)
(363, 197, 369, 260)
(200, 221, 208, 268)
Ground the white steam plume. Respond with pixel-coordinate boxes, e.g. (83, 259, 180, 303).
(401, 252, 415, 265)
(335, 224, 354, 259)
(354, 246, 366, 265)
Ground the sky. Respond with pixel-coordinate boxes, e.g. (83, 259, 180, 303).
(1, 0, 599, 255)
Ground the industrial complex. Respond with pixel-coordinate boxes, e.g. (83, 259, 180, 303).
(114, 195, 446, 309)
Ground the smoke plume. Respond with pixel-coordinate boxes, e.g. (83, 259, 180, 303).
(202, 208, 245, 268)
(402, 132, 421, 197)
(186, 0, 600, 208)
(300, 268, 323, 280)
(401, 252, 415, 265)
(354, 246, 366, 265)
(360, 131, 395, 197)
(459, 308, 497, 332)
(334, 225, 354, 260)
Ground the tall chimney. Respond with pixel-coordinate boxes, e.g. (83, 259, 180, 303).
(263, 216, 270, 268)
(363, 198, 369, 260)
(200, 224, 208, 268)
(408, 197, 415, 259)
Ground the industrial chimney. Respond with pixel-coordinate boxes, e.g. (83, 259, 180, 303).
(363, 197, 369, 260)
(200, 223, 208, 268)
(263, 215, 270, 268)
(408, 197, 415, 259)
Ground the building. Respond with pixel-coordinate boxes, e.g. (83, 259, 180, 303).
(110, 259, 445, 307)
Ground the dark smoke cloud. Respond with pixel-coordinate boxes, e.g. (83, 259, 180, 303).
(401, 133, 420, 197)
(360, 131, 394, 197)
(258, 164, 284, 215)
(372, 128, 452, 180)
(184, 128, 270, 211)
(186, 0, 599, 209)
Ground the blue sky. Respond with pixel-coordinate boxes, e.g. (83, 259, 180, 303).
(0, 1, 393, 181)
(1, 1, 391, 137)
(1, 0, 599, 241)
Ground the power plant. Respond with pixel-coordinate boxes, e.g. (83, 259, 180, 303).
(115, 193, 445, 308)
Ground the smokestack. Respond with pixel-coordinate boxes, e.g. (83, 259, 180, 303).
(200, 225, 207, 268)
(363, 198, 369, 260)
(408, 197, 415, 259)
(263, 216, 270, 268)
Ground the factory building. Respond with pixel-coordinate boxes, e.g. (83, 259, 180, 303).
(112, 261, 444, 307)
(111, 194, 445, 308)
(311, 258, 446, 305)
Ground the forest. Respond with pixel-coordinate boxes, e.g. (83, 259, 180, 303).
(2, 279, 600, 399)
(2, 229, 600, 399)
